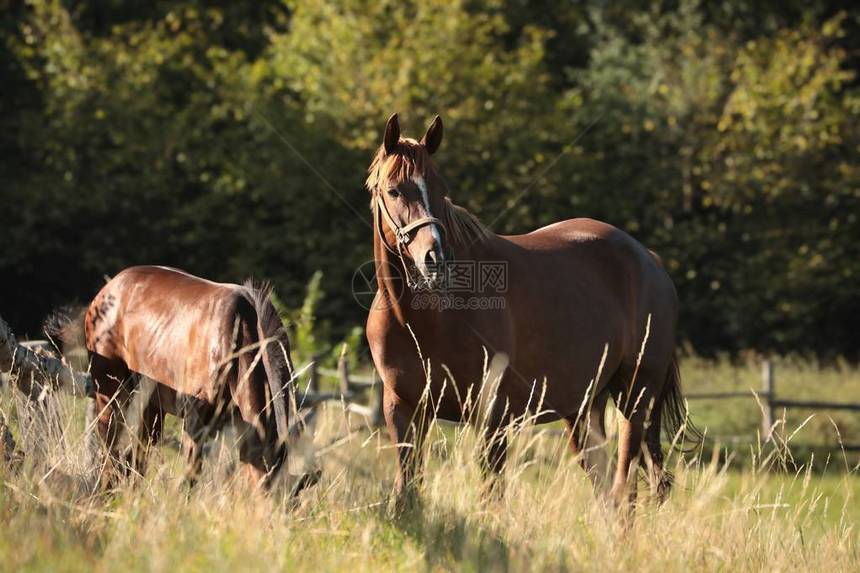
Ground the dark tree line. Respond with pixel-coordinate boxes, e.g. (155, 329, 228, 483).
(1, 0, 858, 358)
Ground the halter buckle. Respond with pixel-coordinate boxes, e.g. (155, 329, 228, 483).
(395, 228, 413, 246)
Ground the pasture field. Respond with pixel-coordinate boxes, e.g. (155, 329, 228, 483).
(0, 357, 858, 572)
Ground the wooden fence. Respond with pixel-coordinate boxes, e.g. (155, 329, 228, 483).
(3, 316, 858, 452)
(303, 354, 385, 428)
(310, 357, 860, 451)
(686, 359, 860, 449)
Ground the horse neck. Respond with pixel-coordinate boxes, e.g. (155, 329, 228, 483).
(373, 215, 409, 323)
(448, 233, 498, 263)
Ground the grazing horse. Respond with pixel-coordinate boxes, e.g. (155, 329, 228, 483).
(83, 266, 292, 488)
(365, 114, 695, 511)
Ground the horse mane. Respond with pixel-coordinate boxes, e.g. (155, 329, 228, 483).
(366, 139, 491, 246)
(440, 198, 491, 246)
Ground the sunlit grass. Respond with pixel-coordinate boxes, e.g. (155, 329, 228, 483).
(0, 358, 858, 571)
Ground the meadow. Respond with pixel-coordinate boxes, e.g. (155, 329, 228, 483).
(3, 3, 857, 571)
(0, 357, 857, 572)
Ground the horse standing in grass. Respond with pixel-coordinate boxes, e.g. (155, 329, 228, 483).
(82, 266, 293, 488)
(365, 114, 695, 512)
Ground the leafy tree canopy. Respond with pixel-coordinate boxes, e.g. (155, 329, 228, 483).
(1, 0, 857, 359)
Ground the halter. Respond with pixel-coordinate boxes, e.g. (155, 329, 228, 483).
(373, 192, 447, 288)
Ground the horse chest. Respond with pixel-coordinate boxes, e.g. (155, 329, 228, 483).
(370, 317, 512, 420)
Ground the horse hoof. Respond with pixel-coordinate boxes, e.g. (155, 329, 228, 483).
(391, 485, 423, 517)
(289, 469, 322, 498)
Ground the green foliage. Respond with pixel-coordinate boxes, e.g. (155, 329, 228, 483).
(274, 271, 366, 369)
(1, 0, 857, 357)
(549, 4, 860, 354)
(290, 270, 324, 364)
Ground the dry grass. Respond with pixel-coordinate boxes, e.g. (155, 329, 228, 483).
(0, 359, 858, 572)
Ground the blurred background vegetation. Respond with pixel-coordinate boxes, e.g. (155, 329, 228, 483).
(1, 0, 858, 359)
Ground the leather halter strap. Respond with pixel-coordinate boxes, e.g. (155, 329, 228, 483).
(375, 192, 446, 249)
(373, 193, 447, 289)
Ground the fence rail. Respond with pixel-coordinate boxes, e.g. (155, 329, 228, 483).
(314, 357, 860, 450)
(304, 355, 384, 427)
(687, 359, 860, 446)
(2, 323, 857, 452)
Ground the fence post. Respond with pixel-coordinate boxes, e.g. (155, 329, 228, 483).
(337, 350, 350, 397)
(308, 354, 319, 395)
(370, 369, 384, 428)
(761, 359, 774, 439)
(303, 355, 320, 435)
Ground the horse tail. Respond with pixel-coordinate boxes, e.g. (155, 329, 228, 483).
(241, 282, 291, 449)
(660, 351, 703, 452)
(43, 305, 89, 371)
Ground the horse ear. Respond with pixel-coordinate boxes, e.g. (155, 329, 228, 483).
(420, 115, 443, 155)
(383, 113, 400, 155)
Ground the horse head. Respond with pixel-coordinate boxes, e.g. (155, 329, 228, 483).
(367, 113, 449, 290)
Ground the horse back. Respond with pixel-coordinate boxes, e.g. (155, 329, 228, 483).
(515, 217, 676, 313)
(84, 266, 247, 397)
(505, 218, 678, 380)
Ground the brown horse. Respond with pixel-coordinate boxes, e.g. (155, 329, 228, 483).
(365, 114, 695, 511)
(83, 266, 293, 488)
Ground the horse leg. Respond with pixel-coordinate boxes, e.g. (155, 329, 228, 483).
(565, 390, 612, 493)
(619, 358, 674, 507)
(92, 391, 122, 489)
(89, 354, 132, 489)
(479, 423, 507, 501)
(384, 391, 428, 508)
(118, 376, 160, 480)
(610, 406, 647, 517)
(180, 397, 214, 488)
(181, 431, 203, 488)
(478, 391, 511, 500)
(132, 398, 163, 479)
(641, 398, 672, 504)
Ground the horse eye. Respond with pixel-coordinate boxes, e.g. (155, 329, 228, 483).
(386, 188, 400, 199)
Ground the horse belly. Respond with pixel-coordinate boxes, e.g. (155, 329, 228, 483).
(507, 273, 629, 418)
